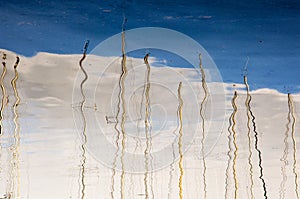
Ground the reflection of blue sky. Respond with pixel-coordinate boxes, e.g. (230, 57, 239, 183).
(0, 0, 299, 93)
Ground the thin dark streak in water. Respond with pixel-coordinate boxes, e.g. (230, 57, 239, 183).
(110, 76, 122, 199)
(0, 53, 7, 136)
(144, 54, 155, 199)
(225, 92, 235, 199)
(279, 94, 291, 199)
(110, 18, 128, 199)
(248, 80, 268, 199)
(143, 53, 152, 199)
(134, 53, 149, 154)
(288, 93, 299, 199)
(78, 40, 89, 199)
(10, 56, 21, 199)
(110, 114, 121, 199)
(0, 53, 6, 197)
(199, 53, 208, 198)
(244, 76, 254, 199)
(231, 91, 238, 199)
(135, 54, 148, 150)
(110, 67, 123, 199)
(120, 17, 128, 199)
(177, 82, 184, 199)
(167, 120, 180, 199)
(0, 53, 10, 198)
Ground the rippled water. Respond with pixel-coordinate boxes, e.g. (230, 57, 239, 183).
(0, 48, 299, 199)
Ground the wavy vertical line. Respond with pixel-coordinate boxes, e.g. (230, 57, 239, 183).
(199, 53, 208, 198)
(231, 91, 238, 199)
(279, 93, 291, 199)
(110, 53, 124, 199)
(120, 17, 128, 199)
(143, 53, 152, 199)
(120, 15, 129, 196)
(144, 54, 155, 199)
(110, 108, 121, 199)
(0, 55, 7, 136)
(167, 119, 180, 199)
(288, 93, 299, 199)
(110, 18, 128, 199)
(10, 56, 21, 199)
(248, 82, 268, 199)
(110, 64, 122, 199)
(177, 82, 184, 199)
(225, 92, 234, 199)
(134, 55, 148, 154)
(109, 39, 126, 199)
(78, 40, 89, 199)
(0, 53, 7, 198)
(135, 55, 147, 196)
(244, 76, 254, 199)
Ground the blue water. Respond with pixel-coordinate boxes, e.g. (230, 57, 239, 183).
(0, 0, 299, 93)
